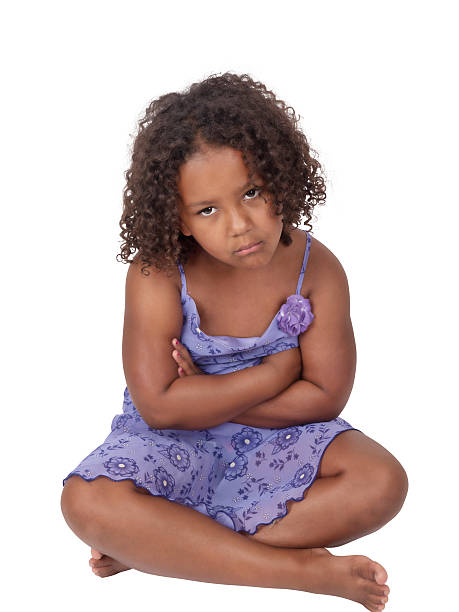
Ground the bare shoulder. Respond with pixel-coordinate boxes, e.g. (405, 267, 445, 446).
(123, 254, 183, 423)
(124, 255, 183, 332)
(305, 234, 350, 308)
(127, 252, 182, 291)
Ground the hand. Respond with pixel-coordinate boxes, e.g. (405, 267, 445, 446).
(262, 347, 302, 389)
(171, 338, 205, 377)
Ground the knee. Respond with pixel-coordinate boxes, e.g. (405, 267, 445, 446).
(364, 458, 409, 524)
(61, 475, 108, 539)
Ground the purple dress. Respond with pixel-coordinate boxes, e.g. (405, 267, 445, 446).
(63, 230, 358, 535)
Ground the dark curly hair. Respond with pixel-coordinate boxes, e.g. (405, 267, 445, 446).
(117, 72, 327, 276)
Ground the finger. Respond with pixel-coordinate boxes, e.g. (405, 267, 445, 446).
(177, 355, 194, 375)
(172, 349, 195, 374)
(172, 339, 197, 374)
(172, 350, 190, 370)
(172, 339, 192, 360)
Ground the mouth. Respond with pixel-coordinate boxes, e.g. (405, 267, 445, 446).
(234, 241, 263, 255)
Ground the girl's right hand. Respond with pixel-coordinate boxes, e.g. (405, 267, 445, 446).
(262, 347, 302, 389)
(171, 338, 205, 377)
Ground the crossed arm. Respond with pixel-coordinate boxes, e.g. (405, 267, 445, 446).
(170, 339, 341, 429)
(124, 238, 356, 431)
(168, 245, 356, 429)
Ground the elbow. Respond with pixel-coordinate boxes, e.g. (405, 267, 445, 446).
(146, 391, 188, 430)
(325, 397, 346, 421)
(135, 403, 162, 429)
(328, 408, 343, 421)
(148, 410, 179, 430)
(318, 389, 345, 422)
(133, 392, 176, 430)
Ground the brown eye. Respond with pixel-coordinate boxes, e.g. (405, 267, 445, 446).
(198, 206, 216, 217)
(244, 187, 262, 200)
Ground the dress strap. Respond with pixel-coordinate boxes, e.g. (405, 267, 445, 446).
(177, 262, 187, 300)
(295, 230, 312, 294)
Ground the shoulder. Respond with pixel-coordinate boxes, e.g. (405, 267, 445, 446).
(299, 232, 350, 304)
(124, 254, 184, 332)
(127, 253, 182, 294)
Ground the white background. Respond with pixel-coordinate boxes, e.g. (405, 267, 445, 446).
(2, 1, 457, 610)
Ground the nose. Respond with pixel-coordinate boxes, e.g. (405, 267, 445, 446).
(227, 204, 252, 236)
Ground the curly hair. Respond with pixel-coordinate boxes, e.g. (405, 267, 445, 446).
(117, 72, 327, 276)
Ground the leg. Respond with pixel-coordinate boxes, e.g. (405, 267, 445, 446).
(244, 431, 408, 549)
(61, 474, 305, 589)
(61, 475, 390, 610)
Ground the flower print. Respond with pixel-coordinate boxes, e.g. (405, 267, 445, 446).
(276, 294, 314, 335)
(189, 313, 210, 341)
(104, 456, 139, 477)
(65, 336, 359, 538)
(213, 506, 237, 530)
(264, 340, 298, 356)
(186, 499, 212, 517)
(231, 427, 263, 454)
(291, 463, 314, 487)
(334, 417, 351, 428)
(123, 386, 132, 402)
(270, 426, 301, 454)
(224, 454, 248, 480)
(123, 386, 135, 409)
(167, 443, 191, 472)
(111, 414, 133, 431)
(154, 466, 175, 496)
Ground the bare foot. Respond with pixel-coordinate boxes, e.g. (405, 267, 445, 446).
(89, 547, 131, 578)
(297, 548, 390, 611)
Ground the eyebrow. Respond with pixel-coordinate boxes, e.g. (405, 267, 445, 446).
(186, 180, 259, 208)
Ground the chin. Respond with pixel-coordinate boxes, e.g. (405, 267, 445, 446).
(238, 253, 273, 269)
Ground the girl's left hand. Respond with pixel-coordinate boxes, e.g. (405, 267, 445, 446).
(171, 339, 205, 377)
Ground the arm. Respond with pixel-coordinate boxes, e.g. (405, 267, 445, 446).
(228, 379, 335, 428)
(229, 238, 357, 428)
(157, 356, 298, 430)
(122, 257, 301, 431)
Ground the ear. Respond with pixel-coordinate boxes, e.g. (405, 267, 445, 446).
(265, 192, 283, 216)
(179, 219, 192, 237)
(272, 198, 283, 216)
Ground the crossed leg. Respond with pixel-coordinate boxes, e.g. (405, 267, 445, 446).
(61, 429, 405, 609)
(242, 430, 409, 548)
(84, 430, 407, 578)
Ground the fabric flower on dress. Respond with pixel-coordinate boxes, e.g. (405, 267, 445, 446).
(276, 294, 314, 336)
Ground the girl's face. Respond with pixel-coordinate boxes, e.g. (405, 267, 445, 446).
(177, 145, 283, 271)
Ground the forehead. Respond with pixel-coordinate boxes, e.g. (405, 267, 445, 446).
(177, 146, 260, 199)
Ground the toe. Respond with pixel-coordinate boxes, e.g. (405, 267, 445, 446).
(93, 559, 111, 569)
(93, 565, 118, 578)
(370, 560, 388, 585)
(369, 593, 388, 605)
(91, 547, 103, 560)
(371, 584, 389, 598)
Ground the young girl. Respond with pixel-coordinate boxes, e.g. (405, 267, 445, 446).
(61, 72, 408, 610)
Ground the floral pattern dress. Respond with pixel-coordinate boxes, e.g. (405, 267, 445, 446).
(62, 230, 359, 535)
